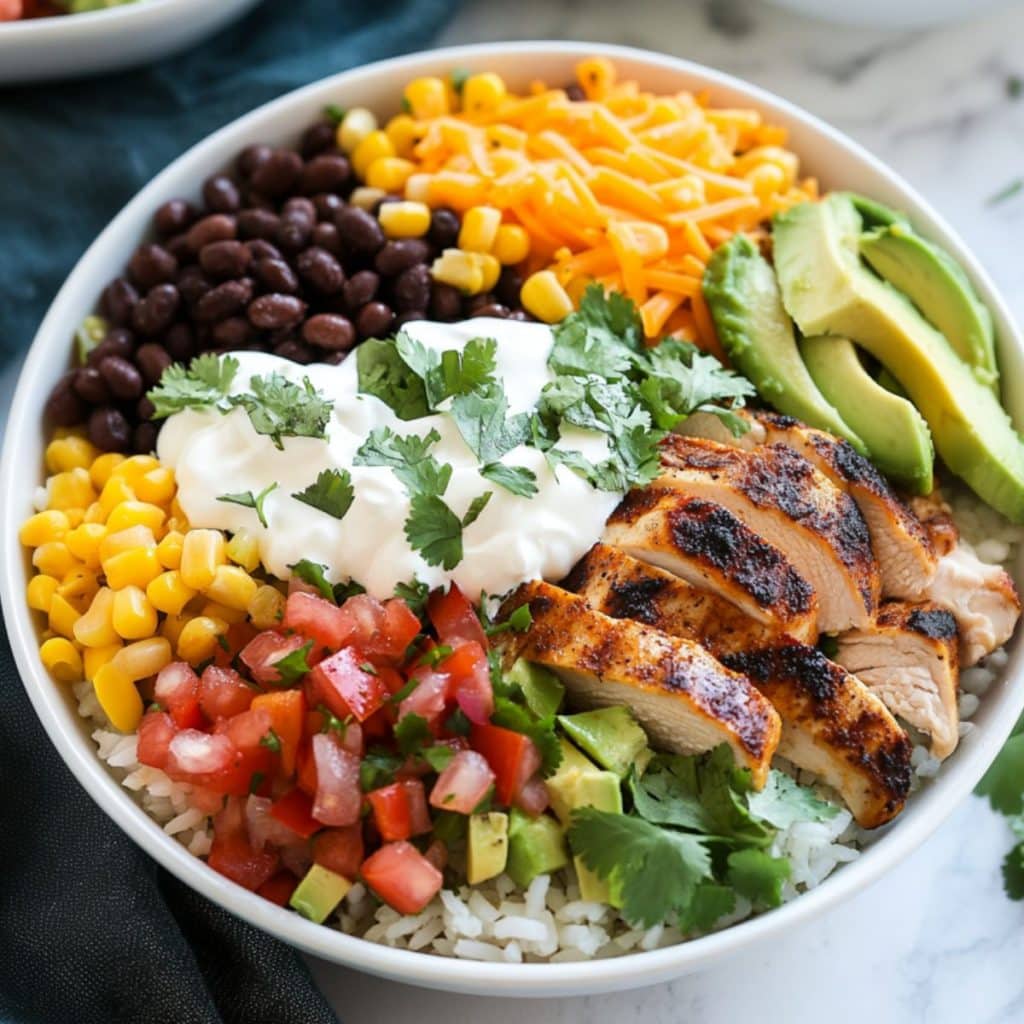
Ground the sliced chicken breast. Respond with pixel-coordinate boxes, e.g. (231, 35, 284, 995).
(907, 489, 959, 557)
(658, 435, 880, 631)
(834, 602, 960, 759)
(603, 487, 819, 642)
(497, 580, 781, 787)
(721, 644, 913, 828)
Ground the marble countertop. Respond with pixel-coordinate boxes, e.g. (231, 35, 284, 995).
(305, 1, 1024, 1021)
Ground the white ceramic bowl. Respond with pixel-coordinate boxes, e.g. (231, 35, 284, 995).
(3, 41, 1023, 998)
(0, 0, 260, 84)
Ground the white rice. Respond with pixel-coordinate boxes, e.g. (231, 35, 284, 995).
(73, 487, 1020, 961)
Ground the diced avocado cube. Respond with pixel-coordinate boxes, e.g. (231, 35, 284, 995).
(289, 864, 352, 924)
(506, 659, 565, 719)
(507, 808, 569, 888)
(545, 738, 602, 825)
(467, 812, 509, 884)
(567, 770, 624, 906)
(557, 706, 649, 778)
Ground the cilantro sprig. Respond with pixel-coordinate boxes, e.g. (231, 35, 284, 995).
(148, 353, 239, 419)
(976, 713, 1024, 899)
(292, 468, 355, 521)
(217, 481, 278, 528)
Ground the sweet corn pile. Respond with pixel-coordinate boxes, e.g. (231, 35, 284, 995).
(21, 430, 284, 734)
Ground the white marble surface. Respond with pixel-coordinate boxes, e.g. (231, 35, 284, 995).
(304, 2, 1024, 1021)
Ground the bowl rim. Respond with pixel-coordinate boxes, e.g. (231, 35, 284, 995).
(3, 39, 1023, 997)
(0, 0, 223, 37)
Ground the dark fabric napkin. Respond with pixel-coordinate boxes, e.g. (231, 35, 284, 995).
(0, 1, 459, 1020)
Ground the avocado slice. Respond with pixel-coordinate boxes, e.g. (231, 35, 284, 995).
(545, 738, 603, 825)
(703, 234, 866, 452)
(289, 863, 352, 923)
(507, 807, 569, 887)
(506, 659, 565, 720)
(876, 367, 908, 397)
(839, 192, 909, 230)
(568, 771, 623, 904)
(774, 194, 1024, 522)
(467, 812, 509, 884)
(799, 335, 934, 494)
(556, 706, 649, 779)
(860, 222, 998, 388)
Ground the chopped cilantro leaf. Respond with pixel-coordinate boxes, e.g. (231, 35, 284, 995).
(259, 728, 282, 753)
(333, 579, 366, 602)
(394, 577, 431, 617)
(292, 468, 354, 521)
(388, 676, 419, 705)
(359, 661, 378, 676)
(1003, 843, 1024, 900)
(404, 490, 491, 570)
(628, 761, 709, 832)
(976, 719, 1024, 816)
(726, 848, 790, 908)
(450, 67, 472, 93)
(288, 559, 334, 602)
(485, 602, 533, 636)
(480, 462, 538, 497)
(317, 703, 350, 736)
(248, 771, 266, 795)
(418, 644, 453, 668)
(677, 883, 737, 935)
(356, 337, 431, 420)
(445, 707, 471, 737)
(462, 490, 492, 527)
(450, 387, 530, 464)
(215, 633, 231, 653)
(394, 712, 433, 756)
(423, 745, 456, 773)
(354, 426, 451, 497)
(227, 373, 333, 449)
(147, 353, 239, 419)
(432, 809, 467, 845)
(360, 747, 403, 791)
(747, 771, 839, 829)
(217, 481, 277, 528)
(273, 640, 313, 686)
(324, 103, 346, 124)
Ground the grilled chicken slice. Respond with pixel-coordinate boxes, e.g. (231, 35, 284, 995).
(658, 435, 880, 631)
(907, 489, 960, 557)
(497, 580, 781, 787)
(603, 488, 819, 642)
(721, 644, 913, 828)
(564, 543, 790, 656)
(834, 602, 960, 759)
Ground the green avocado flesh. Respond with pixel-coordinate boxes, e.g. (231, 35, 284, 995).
(467, 812, 509, 884)
(556, 706, 648, 778)
(507, 807, 569, 888)
(506, 659, 565, 720)
(774, 194, 1024, 522)
(839, 192, 909, 230)
(703, 234, 866, 453)
(799, 335, 935, 494)
(289, 864, 351, 924)
(860, 222, 998, 388)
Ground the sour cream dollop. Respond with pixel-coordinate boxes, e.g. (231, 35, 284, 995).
(157, 319, 622, 599)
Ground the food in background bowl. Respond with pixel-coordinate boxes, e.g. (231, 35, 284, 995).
(0, 0, 139, 20)
(12, 51, 1024, 975)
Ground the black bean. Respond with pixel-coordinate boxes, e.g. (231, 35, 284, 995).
(88, 407, 131, 452)
(427, 207, 460, 250)
(311, 221, 343, 257)
(277, 220, 311, 252)
(133, 421, 159, 455)
(469, 303, 510, 319)
(430, 282, 462, 320)
(253, 257, 300, 295)
(154, 199, 197, 237)
(272, 338, 315, 363)
(250, 148, 303, 197)
(342, 270, 379, 310)
(73, 366, 111, 404)
(495, 267, 523, 308)
(283, 197, 316, 225)
(356, 301, 394, 338)
(237, 208, 281, 241)
(302, 313, 355, 351)
(335, 205, 385, 254)
(137, 396, 156, 420)
(467, 292, 498, 314)
(248, 293, 307, 329)
(128, 244, 178, 290)
(312, 193, 344, 222)
(565, 84, 586, 102)
(177, 266, 213, 309)
(299, 154, 352, 195)
(393, 264, 431, 312)
(100, 278, 139, 326)
(165, 233, 192, 263)
(375, 239, 430, 277)
(394, 311, 426, 329)
(98, 355, 144, 400)
(321, 350, 347, 366)
(45, 372, 87, 426)
(211, 316, 255, 349)
(132, 284, 180, 335)
(186, 213, 237, 252)
(199, 239, 251, 279)
(237, 144, 273, 179)
(86, 329, 135, 367)
(202, 174, 242, 214)
(135, 343, 173, 386)
(296, 247, 345, 294)
(196, 279, 254, 322)
(300, 120, 337, 159)
(164, 323, 196, 361)
(245, 238, 283, 262)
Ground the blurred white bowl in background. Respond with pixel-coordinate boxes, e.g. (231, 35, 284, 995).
(765, 0, 1009, 30)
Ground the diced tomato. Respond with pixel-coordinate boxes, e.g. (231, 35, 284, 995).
(214, 621, 259, 667)
(398, 666, 449, 727)
(239, 630, 309, 687)
(442, 642, 493, 725)
(250, 689, 304, 776)
(166, 730, 235, 778)
(288, 574, 322, 597)
(283, 592, 350, 649)
(428, 584, 487, 650)
(361, 841, 443, 914)
(219, 707, 273, 750)
(269, 787, 321, 839)
(403, 778, 432, 835)
(360, 707, 394, 741)
(373, 598, 422, 660)
(137, 710, 176, 770)
(514, 775, 550, 817)
(469, 723, 541, 806)
(311, 732, 362, 826)
(199, 665, 254, 721)
(154, 663, 202, 730)
(366, 778, 431, 843)
(376, 665, 406, 697)
(245, 794, 305, 849)
(428, 750, 495, 814)
(208, 834, 279, 891)
(313, 825, 364, 879)
(257, 871, 298, 907)
(310, 647, 388, 723)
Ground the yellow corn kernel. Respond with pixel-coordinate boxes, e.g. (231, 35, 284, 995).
(110, 454, 160, 486)
(48, 593, 82, 640)
(99, 524, 157, 564)
(84, 501, 106, 525)
(201, 600, 247, 625)
(576, 57, 616, 100)
(99, 476, 136, 517)
(73, 587, 119, 648)
(160, 612, 188, 649)
(40, 637, 84, 683)
(32, 542, 79, 579)
(51, 425, 87, 440)
(65, 522, 107, 569)
(337, 106, 378, 154)
(47, 468, 97, 511)
(348, 186, 387, 213)
(89, 452, 126, 490)
(64, 508, 86, 528)
(180, 529, 226, 591)
(430, 248, 484, 295)
(248, 584, 285, 630)
(226, 530, 260, 573)
(176, 616, 227, 664)
(461, 73, 507, 116)
(365, 156, 415, 194)
(45, 435, 99, 474)
(404, 173, 432, 204)
(102, 547, 162, 591)
(352, 130, 396, 180)
(157, 530, 185, 570)
(476, 252, 501, 293)
(146, 571, 196, 616)
(106, 500, 166, 535)
(458, 206, 502, 253)
(112, 585, 159, 640)
(58, 567, 100, 605)
(113, 636, 172, 681)
(134, 467, 176, 506)
(83, 641, 122, 681)
(204, 565, 259, 611)
(20, 510, 70, 548)
(385, 113, 420, 158)
(27, 574, 59, 613)
(93, 662, 143, 732)
(169, 496, 189, 525)
(378, 200, 431, 239)
(493, 223, 530, 266)
(404, 76, 449, 119)
(521, 270, 574, 324)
